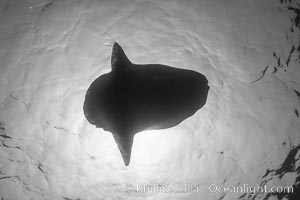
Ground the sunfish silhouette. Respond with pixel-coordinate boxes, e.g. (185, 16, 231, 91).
(83, 43, 209, 166)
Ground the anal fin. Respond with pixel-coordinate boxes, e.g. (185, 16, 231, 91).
(112, 132, 134, 166)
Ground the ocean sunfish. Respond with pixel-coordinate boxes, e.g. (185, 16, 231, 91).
(83, 43, 209, 166)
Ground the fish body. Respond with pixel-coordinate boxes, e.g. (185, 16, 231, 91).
(83, 43, 209, 166)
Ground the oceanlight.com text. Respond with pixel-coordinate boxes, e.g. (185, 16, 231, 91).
(125, 183, 294, 196)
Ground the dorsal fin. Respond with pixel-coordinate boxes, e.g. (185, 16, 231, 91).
(111, 42, 132, 71)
